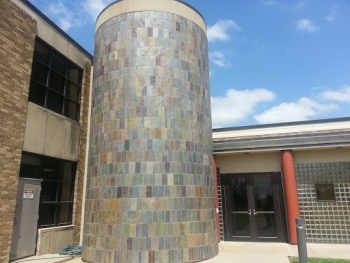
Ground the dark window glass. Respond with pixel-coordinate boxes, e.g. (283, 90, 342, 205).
(34, 41, 49, 64)
(28, 81, 46, 106)
(47, 91, 63, 114)
(58, 204, 72, 224)
(38, 204, 56, 226)
(28, 38, 82, 121)
(65, 82, 80, 101)
(19, 154, 41, 179)
(31, 60, 48, 85)
(19, 164, 41, 179)
(67, 67, 81, 85)
(62, 162, 75, 182)
(254, 177, 274, 212)
(49, 71, 65, 94)
(231, 178, 248, 211)
(43, 157, 59, 180)
(60, 183, 73, 201)
(41, 181, 57, 201)
(51, 53, 66, 75)
(64, 100, 79, 120)
(315, 184, 336, 201)
(19, 153, 77, 227)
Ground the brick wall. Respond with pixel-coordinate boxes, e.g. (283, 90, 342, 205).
(72, 61, 92, 244)
(0, 1, 36, 262)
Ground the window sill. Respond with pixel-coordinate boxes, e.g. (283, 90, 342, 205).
(38, 225, 74, 233)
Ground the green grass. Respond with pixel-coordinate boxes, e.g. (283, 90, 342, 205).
(289, 257, 350, 263)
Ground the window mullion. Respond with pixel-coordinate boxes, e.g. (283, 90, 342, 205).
(45, 49, 54, 108)
(62, 63, 68, 116)
(29, 38, 83, 121)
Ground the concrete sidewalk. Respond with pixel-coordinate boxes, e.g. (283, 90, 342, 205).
(203, 242, 292, 263)
(13, 242, 350, 263)
(201, 242, 350, 263)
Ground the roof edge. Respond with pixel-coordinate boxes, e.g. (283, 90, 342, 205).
(18, 0, 93, 61)
(213, 117, 350, 133)
(96, 0, 206, 25)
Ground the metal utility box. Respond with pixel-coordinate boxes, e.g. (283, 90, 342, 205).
(10, 178, 42, 261)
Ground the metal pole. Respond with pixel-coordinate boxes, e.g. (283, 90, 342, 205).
(296, 218, 308, 263)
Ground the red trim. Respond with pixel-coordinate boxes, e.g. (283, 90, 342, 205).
(213, 156, 220, 242)
(281, 151, 300, 244)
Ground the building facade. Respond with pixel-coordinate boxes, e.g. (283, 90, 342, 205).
(0, 0, 92, 262)
(213, 118, 350, 245)
(0, 0, 349, 263)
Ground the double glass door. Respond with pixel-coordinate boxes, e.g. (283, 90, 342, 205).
(222, 173, 287, 242)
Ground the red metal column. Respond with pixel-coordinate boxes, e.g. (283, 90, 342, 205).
(281, 150, 300, 244)
(213, 156, 220, 242)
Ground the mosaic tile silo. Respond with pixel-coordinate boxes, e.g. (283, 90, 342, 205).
(82, 3, 218, 263)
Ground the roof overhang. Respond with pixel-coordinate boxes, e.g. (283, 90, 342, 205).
(213, 131, 350, 154)
(213, 118, 350, 154)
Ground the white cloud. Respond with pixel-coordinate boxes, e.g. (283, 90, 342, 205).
(261, 0, 276, 6)
(319, 86, 350, 102)
(42, 0, 114, 31)
(46, 1, 83, 31)
(207, 20, 241, 43)
(254, 97, 337, 124)
(211, 89, 275, 128)
(325, 7, 338, 22)
(295, 2, 305, 10)
(296, 19, 319, 32)
(83, 0, 114, 21)
(209, 51, 230, 67)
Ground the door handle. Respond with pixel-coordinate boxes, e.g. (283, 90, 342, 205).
(247, 209, 258, 216)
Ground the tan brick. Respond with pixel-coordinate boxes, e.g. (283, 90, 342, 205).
(0, 1, 36, 262)
(72, 61, 92, 244)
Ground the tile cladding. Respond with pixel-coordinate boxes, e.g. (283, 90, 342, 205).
(83, 10, 218, 263)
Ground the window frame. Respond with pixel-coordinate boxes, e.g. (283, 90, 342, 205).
(19, 152, 77, 228)
(29, 38, 83, 121)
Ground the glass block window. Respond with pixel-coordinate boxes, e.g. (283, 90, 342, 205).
(19, 152, 77, 228)
(295, 162, 350, 244)
(28, 38, 83, 121)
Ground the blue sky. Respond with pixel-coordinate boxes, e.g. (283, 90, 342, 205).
(29, 0, 350, 128)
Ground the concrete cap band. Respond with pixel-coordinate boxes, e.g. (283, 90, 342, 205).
(96, 0, 207, 33)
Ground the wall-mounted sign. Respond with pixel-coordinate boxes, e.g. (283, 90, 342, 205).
(315, 184, 336, 201)
(23, 189, 34, 199)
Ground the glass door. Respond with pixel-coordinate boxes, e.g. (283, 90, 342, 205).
(224, 177, 252, 240)
(222, 173, 286, 242)
(252, 176, 278, 240)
